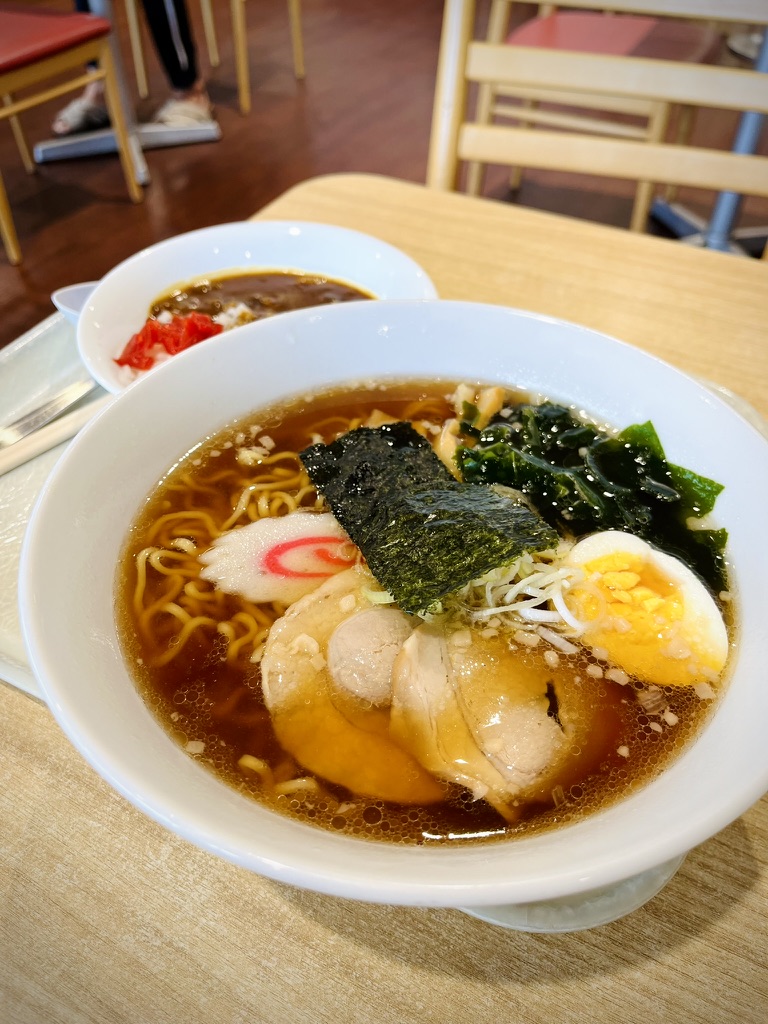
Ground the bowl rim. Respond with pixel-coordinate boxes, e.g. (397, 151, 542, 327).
(21, 299, 768, 907)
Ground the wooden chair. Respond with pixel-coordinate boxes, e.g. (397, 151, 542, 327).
(232, 0, 305, 115)
(0, 3, 142, 266)
(427, 0, 768, 255)
(124, 0, 305, 116)
(467, 2, 722, 229)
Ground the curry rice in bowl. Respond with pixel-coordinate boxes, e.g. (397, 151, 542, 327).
(20, 300, 768, 926)
(76, 220, 438, 394)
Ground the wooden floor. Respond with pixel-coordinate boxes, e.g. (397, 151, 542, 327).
(1, 1, 765, 350)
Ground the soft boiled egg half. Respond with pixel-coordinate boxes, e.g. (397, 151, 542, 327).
(560, 531, 729, 689)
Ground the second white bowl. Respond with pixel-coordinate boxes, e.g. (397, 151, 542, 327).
(76, 220, 438, 393)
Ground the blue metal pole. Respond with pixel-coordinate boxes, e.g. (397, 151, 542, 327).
(703, 31, 768, 252)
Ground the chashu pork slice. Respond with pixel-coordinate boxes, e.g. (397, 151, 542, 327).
(327, 606, 414, 707)
(390, 623, 523, 822)
(260, 565, 443, 804)
(449, 632, 629, 802)
(391, 624, 583, 818)
(448, 632, 569, 801)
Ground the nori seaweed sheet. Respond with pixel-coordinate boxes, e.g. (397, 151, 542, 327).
(300, 422, 558, 614)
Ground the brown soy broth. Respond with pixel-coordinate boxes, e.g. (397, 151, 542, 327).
(150, 270, 372, 320)
(117, 382, 721, 846)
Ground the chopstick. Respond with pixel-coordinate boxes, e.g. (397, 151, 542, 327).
(0, 393, 113, 479)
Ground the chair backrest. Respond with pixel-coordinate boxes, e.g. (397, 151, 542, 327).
(492, 0, 767, 20)
(427, 0, 768, 235)
(482, 0, 768, 46)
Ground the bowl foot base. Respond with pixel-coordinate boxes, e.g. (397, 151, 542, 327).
(457, 854, 685, 933)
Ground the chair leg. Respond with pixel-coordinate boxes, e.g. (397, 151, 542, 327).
(663, 104, 696, 203)
(466, 82, 496, 196)
(124, 0, 149, 99)
(100, 49, 143, 204)
(630, 180, 654, 233)
(0, 170, 22, 266)
(629, 100, 671, 232)
(287, 0, 305, 80)
(231, 0, 251, 115)
(507, 98, 537, 192)
(466, 3, 510, 198)
(465, 160, 485, 197)
(3, 95, 35, 175)
(200, 0, 220, 67)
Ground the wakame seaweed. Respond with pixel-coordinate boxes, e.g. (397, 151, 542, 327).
(300, 422, 558, 614)
(455, 402, 727, 592)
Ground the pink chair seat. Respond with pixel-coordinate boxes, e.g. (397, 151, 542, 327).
(508, 11, 719, 64)
(0, 5, 111, 75)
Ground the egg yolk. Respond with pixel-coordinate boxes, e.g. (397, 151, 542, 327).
(565, 550, 726, 688)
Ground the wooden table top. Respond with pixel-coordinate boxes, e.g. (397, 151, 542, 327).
(2, 174, 766, 1024)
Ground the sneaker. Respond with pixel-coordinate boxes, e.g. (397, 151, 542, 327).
(151, 96, 216, 127)
(52, 96, 110, 136)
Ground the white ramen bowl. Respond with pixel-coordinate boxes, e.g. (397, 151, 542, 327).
(20, 301, 768, 931)
(76, 221, 438, 394)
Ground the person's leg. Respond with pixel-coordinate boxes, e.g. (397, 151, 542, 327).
(53, 0, 214, 135)
(140, 0, 199, 92)
(140, 0, 212, 121)
(52, 0, 110, 135)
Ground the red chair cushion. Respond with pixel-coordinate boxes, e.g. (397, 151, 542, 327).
(507, 11, 718, 65)
(509, 12, 657, 54)
(0, 5, 111, 75)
